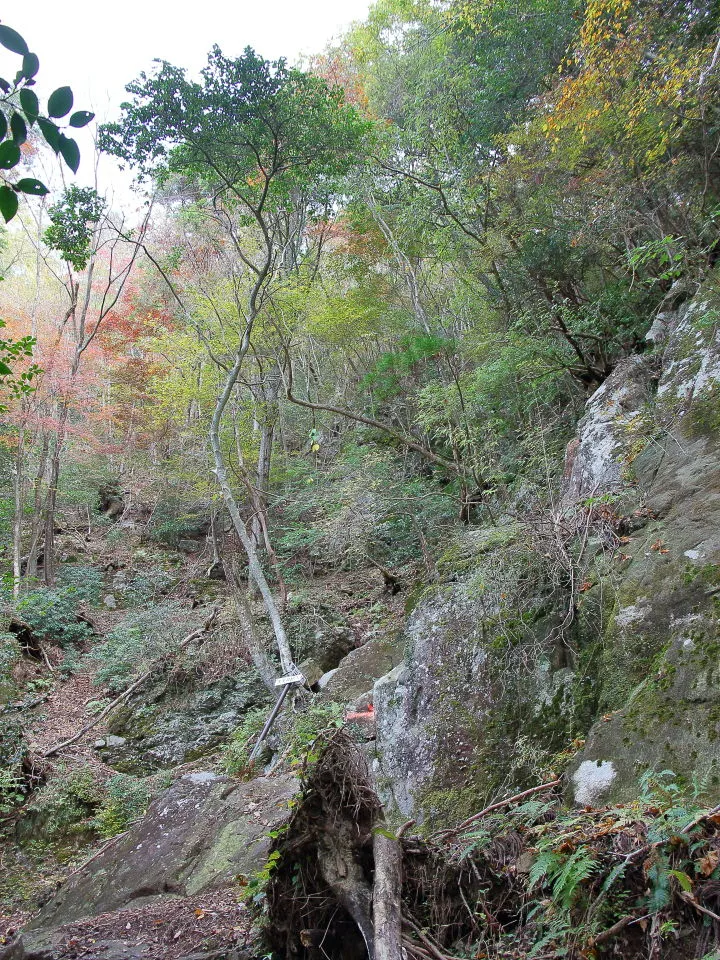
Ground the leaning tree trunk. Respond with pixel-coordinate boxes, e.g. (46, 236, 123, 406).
(250, 366, 280, 549)
(222, 557, 277, 694)
(373, 823, 403, 960)
(210, 346, 295, 677)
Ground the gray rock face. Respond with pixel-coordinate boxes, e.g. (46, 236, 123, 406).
(104, 672, 271, 774)
(320, 634, 404, 704)
(567, 286, 720, 804)
(28, 772, 298, 931)
(562, 355, 654, 503)
(373, 282, 720, 819)
(371, 527, 567, 823)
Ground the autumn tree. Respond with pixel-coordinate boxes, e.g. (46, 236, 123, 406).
(100, 46, 369, 676)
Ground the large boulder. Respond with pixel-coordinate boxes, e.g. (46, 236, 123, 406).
(319, 634, 405, 705)
(371, 526, 572, 825)
(10, 771, 298, 954)
(568, 282, 720, 804)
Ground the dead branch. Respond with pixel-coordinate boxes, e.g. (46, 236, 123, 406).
(41, 612, 217, 759)
(434, 779, 561, 839)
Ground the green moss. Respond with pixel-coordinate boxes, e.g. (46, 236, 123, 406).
(688, 384, 720, 438)
(416, 784, 487, 833)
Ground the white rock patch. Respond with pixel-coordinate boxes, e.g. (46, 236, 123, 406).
(573, 759, 617, 805)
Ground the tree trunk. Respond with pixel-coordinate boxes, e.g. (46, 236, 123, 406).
(210, 349, 295, 676)
(223, 556, 277, 694)
(25, 431, 50, 583)
(12, 428, 25, 598)
(373, 826, 403, 960)
(43, 447, 60, 587)
(318, 821, 375, 960)
(251, 365, 280, 549)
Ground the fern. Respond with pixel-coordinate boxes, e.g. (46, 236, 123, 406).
(529, 850, 561, 891)
(552, 848, 598, 911)
(646, 853, 672, 912)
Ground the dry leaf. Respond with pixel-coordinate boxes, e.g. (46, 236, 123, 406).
(697, 850, 720, 877)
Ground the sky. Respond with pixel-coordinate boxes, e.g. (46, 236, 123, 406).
(5, 0, 371, 203)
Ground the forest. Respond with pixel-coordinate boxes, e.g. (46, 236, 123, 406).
(1, 1, 720, 959)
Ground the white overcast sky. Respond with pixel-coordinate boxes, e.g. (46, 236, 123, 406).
(5, 0, 371, 202)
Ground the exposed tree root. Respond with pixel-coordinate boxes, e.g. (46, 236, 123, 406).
(264, 731, 720, 960)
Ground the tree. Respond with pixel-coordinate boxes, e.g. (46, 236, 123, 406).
(0, 22, 94, 222)
(101, 46, 369, 675)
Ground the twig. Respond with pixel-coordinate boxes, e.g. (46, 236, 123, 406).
(434, 780, 561, 839)
(590, 913, 638, 946)
(41, 671, 149, 758)
(681, 803, 720, 834)
(41, 645, 55, 673)
(402, 919, 458, 960)
(397, 819, 416, 839)
(681, 892, 720, 924)
(402, 937, 434, 960)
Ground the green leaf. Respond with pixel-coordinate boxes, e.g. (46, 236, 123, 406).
(0, 78, 10, 94)
(0, 140, 21, 170)
(0, 360, 13, 375)
(37, 117, 60, 153)
(19, 88, 39, 122)
(0, 185, 19, 222)
(668, 869, 693, 893)
(69, 111, 95, 129)
(372, 826, 398, 840)
(14, 178, 49, 196)
(10, 112, 26, 144)
(0, 112, 6, 141)
(58, 135, 80, 173)
(47, 86, 74, 119)
(0, 26, 29, 56)
(21, 52, 39, 80)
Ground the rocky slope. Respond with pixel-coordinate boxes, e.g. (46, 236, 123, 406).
(2, 279, 719, 958)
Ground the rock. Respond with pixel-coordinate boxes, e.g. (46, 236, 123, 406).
(297, 657, 324, 689)
(26, 773, 299, 932)
(371, 526, 570, 824)
(103, 671, 271, 774)
(573, 760, 617, 806)
(185, 771, 221, 784)
(562, 355, 653, 504)
(93, 735, 127, 750)
(285, 597, 355, 672)
(103, 594, 117, 609)
(566, 286, 720, 802)
(320, 635, 404, 705)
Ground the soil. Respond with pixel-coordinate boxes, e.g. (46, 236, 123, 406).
(7, 888, 257, 960)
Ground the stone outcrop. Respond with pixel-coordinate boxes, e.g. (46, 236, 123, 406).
(372, 278, 720, 820)
(3, 773, 298, 959)
(568, 283, 720, 803)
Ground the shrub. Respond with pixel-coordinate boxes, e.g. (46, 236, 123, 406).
(284, 702, 344, 767)
(93, 774, 152, 838)
(11, 585, 94, 648)
(27, 768, 104, 844)
(119, 571, 176, 606)
(89, 601, 189, 690)
(0, 631, 20, 693)
(221, 708, 268, 775)
(0, 766, 27, 815)
(56, 564, 104, 604)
